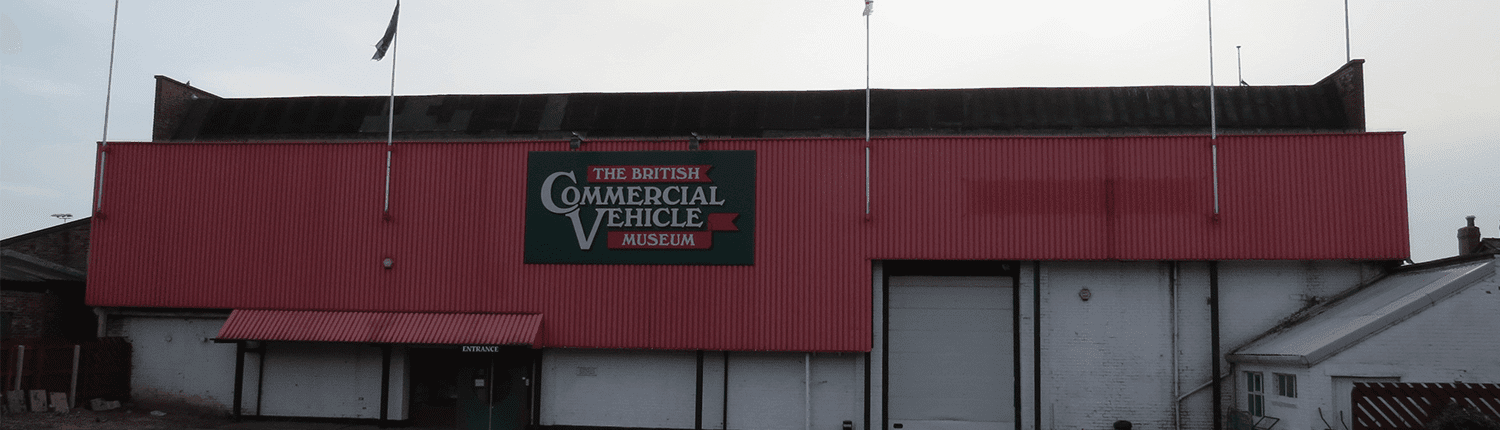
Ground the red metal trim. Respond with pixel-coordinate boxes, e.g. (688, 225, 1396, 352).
(215, 310, 542, 346)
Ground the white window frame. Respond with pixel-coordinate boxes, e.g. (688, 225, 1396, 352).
(1245, 371, 1265, 417)
(1274, 373, 1297, 398)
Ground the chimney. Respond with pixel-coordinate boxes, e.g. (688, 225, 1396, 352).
(1458, 215, 1481, 256)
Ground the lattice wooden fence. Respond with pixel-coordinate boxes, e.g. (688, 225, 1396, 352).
(1352, 382, 1500, 430)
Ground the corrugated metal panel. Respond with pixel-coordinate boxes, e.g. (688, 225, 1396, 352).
(215, 310, 542, 345)
(1216, 133, 1410, 259)
(88, 134, 1407, 351)
(89, 139, 871, 352)
(869, 133, 1408, 260)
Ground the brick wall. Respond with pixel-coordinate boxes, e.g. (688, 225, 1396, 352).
(2, 291, 61, 339)
(2, 219, 90, 273)
(152, 76, 221, 141)
(1315, 59, 1366, 132)
(118, 314, 239, 411)
(1028, 260, 1379, 430)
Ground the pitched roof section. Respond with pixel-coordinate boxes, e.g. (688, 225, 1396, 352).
(1, 250, 86, 282)
(155, 61, 1366, 142)
(1228, 257, 1495, 366)
(1, 217, 92, 275)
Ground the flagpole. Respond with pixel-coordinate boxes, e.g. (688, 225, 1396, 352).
(94, 0, 120, 215)
(863, 0, 872, 218)
(1350, 0, 1362, 62)
(1208, 0, 1220, 216)
(1207, 0, 1216, 141)
(377, 1, 399, 218)
(384, 31, 395, 216)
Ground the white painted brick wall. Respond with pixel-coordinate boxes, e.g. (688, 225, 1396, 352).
(120, 315, 407, 419)
(1174, 263, 1217, 430)
(1026, 260, 1379, 430)
(1039, 262, 1178, 430)
(121, 316, 238, 411)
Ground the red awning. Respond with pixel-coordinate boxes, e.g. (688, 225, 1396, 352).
(216, 310, 541, 346)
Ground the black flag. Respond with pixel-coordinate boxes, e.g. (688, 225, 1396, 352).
(372, 2, 399, 61)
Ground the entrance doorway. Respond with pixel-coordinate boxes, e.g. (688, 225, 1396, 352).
(409, 347, 534, 430)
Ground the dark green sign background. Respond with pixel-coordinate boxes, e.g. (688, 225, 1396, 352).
(525, 151, 755, 265)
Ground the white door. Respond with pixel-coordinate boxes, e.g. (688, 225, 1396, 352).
(888, 276, 1014, 430)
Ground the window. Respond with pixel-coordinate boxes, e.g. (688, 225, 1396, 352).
(1275, 373, 1297, 398)
(1246, 371, 1265, 417)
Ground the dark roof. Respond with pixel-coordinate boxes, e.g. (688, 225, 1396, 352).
(1, 250, 85, 282)
(154, 61, 1367, 142)
(1476, 238, 1500, 255)
(0, 217, 91, 247)
(1, 217, 91, 277)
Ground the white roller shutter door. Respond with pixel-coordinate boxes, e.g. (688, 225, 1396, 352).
(888, 276, 1014, 430)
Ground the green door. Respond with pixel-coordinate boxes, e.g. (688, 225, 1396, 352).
(455, 349, 533, 430)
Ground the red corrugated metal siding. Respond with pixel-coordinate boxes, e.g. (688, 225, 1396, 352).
(868, 134, 1407, 260)
(1216, 134, 1409, 259)
(89, 139, 872, 352)
(87, 134, 1407, 351)
(215, 310, 542, 345)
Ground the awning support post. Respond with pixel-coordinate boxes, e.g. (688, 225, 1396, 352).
(695, 350, 705, 430)
(1210, 261, 1222, 430)
(232, 341, 245, 421)
(380, 344, 392, 428)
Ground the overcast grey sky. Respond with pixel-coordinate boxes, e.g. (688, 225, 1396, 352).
(1, 1, 1495, 263)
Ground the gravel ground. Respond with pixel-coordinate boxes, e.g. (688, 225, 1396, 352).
(2, 408, 234, 430)
(0, 409, 432, 430)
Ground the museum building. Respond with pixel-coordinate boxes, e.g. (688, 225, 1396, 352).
(85, 60, 1412, 430)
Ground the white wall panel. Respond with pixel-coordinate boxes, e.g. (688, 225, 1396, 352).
(810, 353, 863, 430)
(727, 352, 807, 430)
(120, 315, 238, 411)
(257, 342, 407, 419)
(540, 349, 698, 429)
(539, 349, 863, 430)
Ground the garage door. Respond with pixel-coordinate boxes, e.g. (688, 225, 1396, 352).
(888, 276, 1013, 430)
